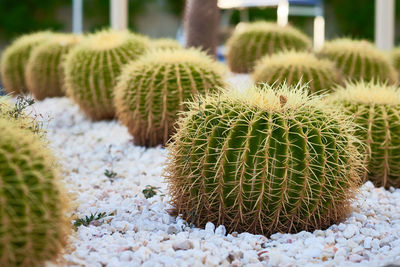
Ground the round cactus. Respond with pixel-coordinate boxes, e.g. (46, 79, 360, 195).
(165, 83, 363, 235)
(1, 31, 54, 95)
(25, 34, 82, 100)
(114, 49, 226, 147)
(391, 47, 400, 79)
(318, 39, 397, 84)
(0, 117, 69, 266)
(253, 51, 342, 94)
(151, 38, 182, 50)
(64, 30, 150, 120)
(327, 81, 400, 188)
(226, 22, 312, 73)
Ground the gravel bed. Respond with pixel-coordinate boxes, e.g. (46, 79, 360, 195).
(30, 92, 400, 267)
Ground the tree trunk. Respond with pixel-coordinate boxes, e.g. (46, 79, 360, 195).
(184, 0, 220, 57)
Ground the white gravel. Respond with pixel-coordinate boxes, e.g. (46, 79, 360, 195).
(29, 91, 400, 267)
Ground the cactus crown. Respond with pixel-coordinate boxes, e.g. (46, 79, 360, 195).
(26, 34, 82, 100)
(327, 81, 400, 188)
(329, 80, 400, 105)
(64, 29, 150, 120)
(0, 117, 69, 266)
(318, 38, 397, 84)
(253, 51, 342, 94)
(114, 48, 226, 147)
(151, 38, 182, 50)
(0, 31, 54, 95)
(83, 29, 147, 50)
(226, 22, 312, 73)
(166, 83, 362, 235)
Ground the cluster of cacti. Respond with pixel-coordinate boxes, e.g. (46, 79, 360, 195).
(165, 83, 363, 235)
(327, 81, 400, 188)
(26, 34, 82, 100)
(114, 49, 226, 147)
(253, 51, 342, 94)
(226, 22, 311, 73)
(1, 31, 54, 95)
(151, 38, 182, 50)
(64, 30, 150, 120)
(318, 39, 397, 84)
(0, 117, 69, 266)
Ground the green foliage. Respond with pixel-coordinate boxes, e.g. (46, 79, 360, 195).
(327, 81, 400, 188)
(0, 0, 68, 41)
(166, 83, 363, 235)
(0, 117, 69, 266)
(318, 39, 398, 84)
(104, 169, 117, 179)
(64, 30, 149, 120)
(142, 185, 160, 199)
(0, 95, 45, 136)
(253, 51, 342, 94)
(226, 22, 311, 73)
(26, 34, 82, 100)
(0, 31, 54, 95)
(114, 49, 226, 147)
(73, 212, 112, 228)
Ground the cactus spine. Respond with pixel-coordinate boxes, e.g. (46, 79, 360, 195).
(0, 32, 53, 95)
(253, 51, 342, 94)
(64, 30, 150, 120)
(226, 22, 312, 73)
(114, 49, 226, 147)
(26, 34, 82, 100)
(318, 39, 397, 84)
(166, 83, 362, 235)
(0, 117, 69, 267)
(327, 81, 400, 188)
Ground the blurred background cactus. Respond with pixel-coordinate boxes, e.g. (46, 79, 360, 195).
(391, 47, 400, 80)
(253, 51, 342, 94)
(317, 39, 398, 84)
(26, 34, 82, 100)
(327, 81, 400, 188)
(226, 22, 311, 73)
(0, 31, 54, 95)
(151, 38, 182, 50)
(64, 30, 149, 120)
(166, 84, 363, 235)
(114, 49, 226, 147)
(0, 117, 69, 267)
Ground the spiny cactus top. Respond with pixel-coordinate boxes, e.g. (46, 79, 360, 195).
(253, 51, 342, 94)
(226, 22, 312, 73)
(26, 34, 82, 100)
(318, 39, 397, 84)
(0, 31, 53, 95)
(64, 30, 150, 120)
(166, 83, 363, 235)
(327, 81, 400, 188)
(151, 38, 182, 50)
(114, 48, 226, 147)
(0, 117, 69, 267)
